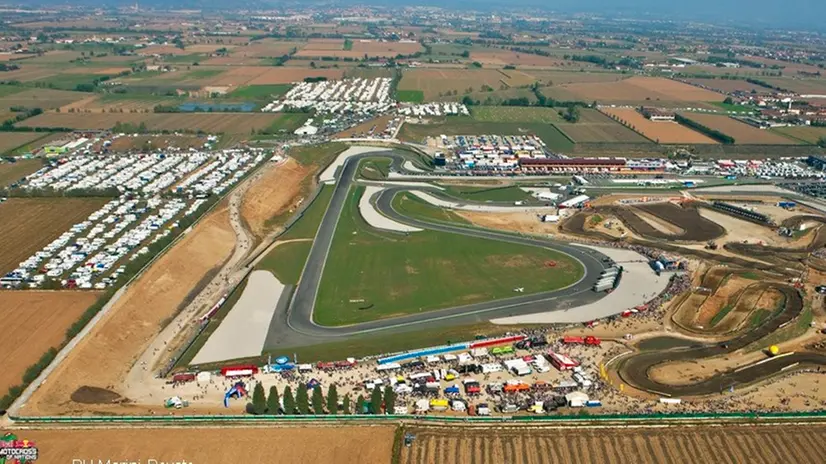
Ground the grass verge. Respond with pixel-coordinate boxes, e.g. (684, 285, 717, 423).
(358, 157, 392, 180)
(256, 240, 312, 285)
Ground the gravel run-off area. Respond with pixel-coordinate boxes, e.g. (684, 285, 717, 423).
(491, 245, 669, 324)
(359, 185, 422, 232)
(192, 270, 284, 364)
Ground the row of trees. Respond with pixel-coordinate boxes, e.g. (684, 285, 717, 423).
(248, 382, 396, 416)
(674, 114, 736, 144)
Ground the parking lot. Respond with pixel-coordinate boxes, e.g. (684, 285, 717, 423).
(264, 77, 394, 115)
(1, 148, 270, 290)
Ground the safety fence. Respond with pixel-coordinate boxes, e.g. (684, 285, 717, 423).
(11, 410, 826, 424)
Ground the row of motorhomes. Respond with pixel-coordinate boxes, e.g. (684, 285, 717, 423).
(399, 103, 469, 117)
(2, 149, 269, 289)
(263, 78, 393, 115)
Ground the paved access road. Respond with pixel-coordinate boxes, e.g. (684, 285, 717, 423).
(618, 284, 826, 396)
(267, 150, 612, 349)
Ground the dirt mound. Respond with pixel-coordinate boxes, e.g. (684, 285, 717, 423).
(70, 386, 125, 404)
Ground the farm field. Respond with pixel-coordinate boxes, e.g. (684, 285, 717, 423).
(0, 133, 52, 154)
(399, 117, 574, 152)
(470, 106, 563, 123)
(602, 108, 719, 144)
(58, 94, 183, 112)
(685, 78, 770, 94)
(763, 77, 826, 95)
(555, 108, 651, 143)
(0, 158, 42, 185)
(16, 426, 395, 464)
(314, 186, 583, 326)
(0, 66, 62, 82)
(526, 70, 628, 85)
(295, 39, 422, 58)
(771, 126, 826, 144)
(562, 76, 725, 103)
(105, 134, 208, 152)
(210, 66, 345, 86)
(0, 290, 100, 394)
(17, 112, 305, 134)
(398, 68, 538, 100)
(679, 113, 800, 144)
(0, 197, 110, 274)
(0, 87, 89, 110)
(398, 424, 826, 464)
(471, 49, 568, 67)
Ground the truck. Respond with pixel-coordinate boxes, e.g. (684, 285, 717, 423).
(594, 281, 614, 292)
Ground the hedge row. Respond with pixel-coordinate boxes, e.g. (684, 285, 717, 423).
(675, 114, 736, 144)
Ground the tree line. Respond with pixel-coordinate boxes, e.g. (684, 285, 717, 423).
(675, 114, 736, 144)
(247, 381, 396, 416)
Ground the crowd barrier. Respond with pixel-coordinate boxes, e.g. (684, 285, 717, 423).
(11, 410, 826, 424)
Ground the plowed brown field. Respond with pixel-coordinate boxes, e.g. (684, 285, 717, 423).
(9, 426, 394, 464)
(0, 198, 109, 274)
(17, 113, 286, 134)
(399, 68, 537, 100)
(399, 424, 826, 464)
(208, 66, 344, 86)
(0, 291, 100, 394)
(602, 108, 719, 144)
(563, 76, 725, 103)
(678, 113, 800, 144)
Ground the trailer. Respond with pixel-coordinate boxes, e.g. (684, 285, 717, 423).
(220, 365, 259, 377)
(171, 373, 196, 383)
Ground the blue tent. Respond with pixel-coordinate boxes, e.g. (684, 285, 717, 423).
(445, 385, 460, 394)
(275, 356, 290, 365)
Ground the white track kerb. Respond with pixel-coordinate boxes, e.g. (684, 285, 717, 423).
(358, 186, 422, 233)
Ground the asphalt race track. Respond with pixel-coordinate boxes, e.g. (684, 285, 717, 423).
(618, 284, 826, 396)
(265, 150, 613, 349)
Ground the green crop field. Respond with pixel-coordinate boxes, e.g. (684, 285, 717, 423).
(709, 102, 758, 114)
(471, 106, 563, 123)
(399, 118, 575, 152)
(397, 89, 424, 103)
(229, 84, 292, 99)
(256, 240, 313, 285)
(771, 126, 826, 145)
(263, 113, 311, 133)
(439, 184, 534, 203)
(314, 186, 583, 325)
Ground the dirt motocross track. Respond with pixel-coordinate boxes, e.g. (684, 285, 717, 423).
(604, 202, 726, 242)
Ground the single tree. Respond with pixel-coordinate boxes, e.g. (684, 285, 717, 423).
(296, 384, 310, 414)
(383, 385, 396, 415)
(327, 385, 339, 415)
(818, 136, 826, 149)
(282, 386, 296, 415)
(370, 385, 383, 414)
(342, 394, 351, 415)
(251, 382, 266, 415)
(355, 395, 365, 415)
(312, 386, 325, 415)
(267, 385, 280, 415)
